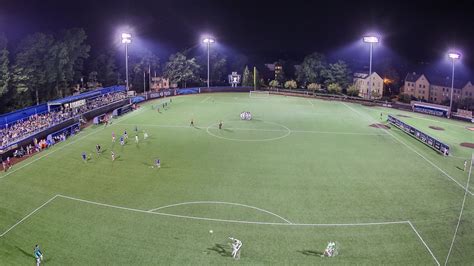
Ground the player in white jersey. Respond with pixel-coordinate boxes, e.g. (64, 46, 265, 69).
(229, 237, 242, 259)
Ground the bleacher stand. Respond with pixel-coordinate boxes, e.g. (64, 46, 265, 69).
(0, 86, 127, 149)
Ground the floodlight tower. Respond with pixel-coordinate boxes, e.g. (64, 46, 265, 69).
(447, 51, 461, 117)
(202, 36, 215, 88)
(122, 33, 132, 90)
(363, 36, 379, 99)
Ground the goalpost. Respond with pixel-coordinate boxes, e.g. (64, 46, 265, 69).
(249, 91, 270, 98)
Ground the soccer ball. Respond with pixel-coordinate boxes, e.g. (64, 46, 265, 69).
(209, 230, 213, 234)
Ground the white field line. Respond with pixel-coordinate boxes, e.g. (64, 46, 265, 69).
(0, 195, 59, 237)
(444, 154, 473, 265)
(200, 96, 212, 103)
(119, 123, 388, 136)
(408, 221, 441, 266)
(0, 194, 438, 264)
(0, 108, 147, 180)
(148, 201, 293, 224)
(342, 102, 473, 196)
(307, 99, 315, 107)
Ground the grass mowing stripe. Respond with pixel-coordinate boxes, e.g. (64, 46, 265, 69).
(444, 154, 473, 265)
(341, 102, 473, 196)
(119, 123, 388, 136)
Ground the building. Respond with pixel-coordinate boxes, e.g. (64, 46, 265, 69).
(353, 72, 383, 99)
(150, 77, 177, 90)
(401, 72, 473, 105)
(264, 62, 284, 81)
(401, 72, 430, 100)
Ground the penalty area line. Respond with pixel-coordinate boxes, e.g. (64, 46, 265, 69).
(0, 194, 439, 265)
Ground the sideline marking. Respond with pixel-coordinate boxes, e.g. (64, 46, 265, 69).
(148, 201, 293, 224)
(0, 194, 439, 264)
(307, 99, 315, 108)
(444, 154, 473, 265)
(0, 107, 147, 180)
(342, 102, 473, 196)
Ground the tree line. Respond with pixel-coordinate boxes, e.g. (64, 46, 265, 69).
(0, 28, 403, 114)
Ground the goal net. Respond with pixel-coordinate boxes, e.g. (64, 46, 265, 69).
(249, 91, 270, 98)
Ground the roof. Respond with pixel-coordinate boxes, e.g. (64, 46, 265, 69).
(353, 72, 382, 80)
(405, 72, 424, 82)
(429, 76, 468, 89)
(48, 90, 101, 105)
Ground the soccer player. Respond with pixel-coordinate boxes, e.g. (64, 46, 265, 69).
(6, 156, 11, 169)
(155, 158, 161, 168)
(143, 131, 149, 140)
(96, 144, 101, 154)
(190, 119, 194, 127)
(111, 151, 115, 161)
(2, 160, 7, 172)
(135, 134, 139, 143)
(120, 136, 125, 146)
(219, 121, 223, 129)
(380, 113, 383, 120)
(124, 130, 128, 139)
(464, 160, 468, 171)
(82, 152, 87, 162)
(34, 244, 43, 265)
(112, 132, 116, 142)
(229, 237, 242, 260)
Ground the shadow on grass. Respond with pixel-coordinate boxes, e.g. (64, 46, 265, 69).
(456, 166, 464, 171)
(15, 246, 33, 259)
(207, 244, 230, 257)
(297, 249, 323, 257)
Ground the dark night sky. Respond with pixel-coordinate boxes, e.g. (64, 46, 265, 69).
(0, 0, 473, 77)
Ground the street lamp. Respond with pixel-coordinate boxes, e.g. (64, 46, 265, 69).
(363, 36, 379, 99)
(448, 51, 461, 117)
(202, 36, 215, 88)
(122, 33, 132, 91)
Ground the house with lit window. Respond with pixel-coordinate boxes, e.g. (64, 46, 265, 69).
(353, 72, 383, 99)
(401, 72, 430, 101)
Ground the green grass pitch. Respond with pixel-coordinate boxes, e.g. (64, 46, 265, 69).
(0, 92, 472, 265)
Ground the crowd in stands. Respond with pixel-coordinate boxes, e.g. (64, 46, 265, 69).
(0, 92, 126, 147)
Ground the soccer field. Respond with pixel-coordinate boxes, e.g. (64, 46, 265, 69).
(0, 92, 472, 265)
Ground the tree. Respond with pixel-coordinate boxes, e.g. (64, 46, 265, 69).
(242, 66, 253, 87)
(327, 83, 342, 94)
(307, 83, 321, 93)
(284, 80, 297, 90)
(198, 50, 227, 85)
(130, 51, 160, 92)
(92, 51, 118, 87)
(321, 60, 352, 89)
(346, 84, 359, 96)
(295, 52, 327, 87)
(13, 32, 55, 105)
(269, 79, 279, 88)
(164, 52, 200, 88)
(0, 33, 10, 96)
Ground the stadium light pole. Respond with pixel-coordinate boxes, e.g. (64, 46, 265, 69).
(363, 36, 379, 99)
(448, 52, 461, 118)
(202, 36, 215, 88)
(122, 33, 132, 91)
